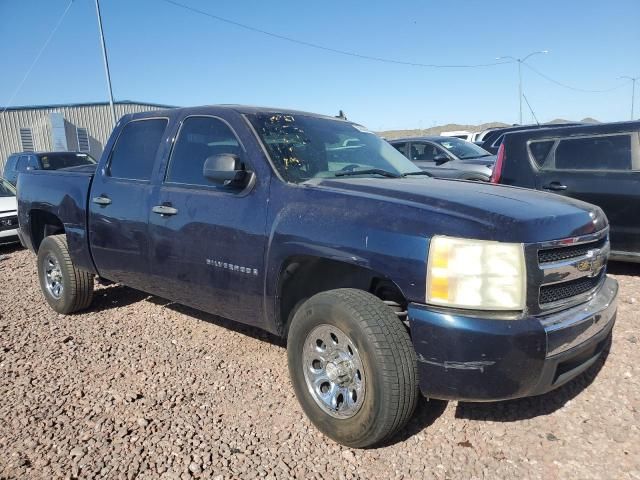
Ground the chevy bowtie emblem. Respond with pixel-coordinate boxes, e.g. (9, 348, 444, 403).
(576, 260, 591, 272)
(577, 252, 604, 277)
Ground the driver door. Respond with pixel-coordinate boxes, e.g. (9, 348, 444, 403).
(147, 115, 269, 327)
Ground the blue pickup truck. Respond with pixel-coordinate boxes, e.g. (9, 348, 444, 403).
(17, 106, 617, 447)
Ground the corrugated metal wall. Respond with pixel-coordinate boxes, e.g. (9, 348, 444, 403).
(0, 103, 169, 171)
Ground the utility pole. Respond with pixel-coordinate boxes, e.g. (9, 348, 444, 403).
(619, 76, 638, 120)
(497, 51, 548, 124)
(95, 0, 117, 127)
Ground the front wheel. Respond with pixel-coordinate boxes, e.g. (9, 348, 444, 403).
(287, 289, 418, 448)
(37, 234, 94, 314)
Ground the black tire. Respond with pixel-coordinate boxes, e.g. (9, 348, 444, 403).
(37, 234, 94, 314)
(287, 288, 418, 448)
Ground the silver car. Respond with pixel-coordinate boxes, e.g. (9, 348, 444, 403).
(389, 136, 495, 181)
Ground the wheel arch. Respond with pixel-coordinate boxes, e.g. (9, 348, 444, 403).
(275, 255, 408, 337)
(29, 209, 65, 252)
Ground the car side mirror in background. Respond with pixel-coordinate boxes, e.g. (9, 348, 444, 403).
(434, 153, 450, 166)
(203, 153, 249, 186)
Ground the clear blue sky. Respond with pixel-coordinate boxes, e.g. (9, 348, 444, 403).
(1, 0, 638, 130)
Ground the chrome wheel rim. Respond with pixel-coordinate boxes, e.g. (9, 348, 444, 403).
(302, 324, 365, 419)
(43, 253, 63, 299)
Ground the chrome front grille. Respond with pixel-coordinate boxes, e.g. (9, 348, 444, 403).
(537, 237, 607, 264)
(539, 271, 605, 305)
(0, 215, 18, 232)
(528, 229, 609, 314)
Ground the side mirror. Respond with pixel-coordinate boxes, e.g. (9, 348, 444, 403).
(434, 153, 450, 166)
(203, 154, 248, 186)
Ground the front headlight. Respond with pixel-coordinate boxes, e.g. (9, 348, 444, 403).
(426, 236, 526, 311)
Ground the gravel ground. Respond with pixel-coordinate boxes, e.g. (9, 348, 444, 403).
(0, 245, 638, 480)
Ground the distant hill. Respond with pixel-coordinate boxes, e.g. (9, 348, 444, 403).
(378, 122, 507, 139)
(546, 118, 578, 124)
(378, 118, 600, 139)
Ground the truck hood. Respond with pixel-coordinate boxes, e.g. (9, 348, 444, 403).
(0, 196, 17, 214)
(307, 177, 606, 242)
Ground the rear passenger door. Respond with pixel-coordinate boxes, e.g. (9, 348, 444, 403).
(147, 115, 269, 326)
(533, 132, 640, 255)
(89, 117, 170, 288)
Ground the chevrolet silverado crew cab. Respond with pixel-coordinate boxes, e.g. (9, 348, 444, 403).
(17, 106, 618, 448)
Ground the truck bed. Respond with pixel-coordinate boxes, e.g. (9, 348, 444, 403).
(17, 169, 97, 274)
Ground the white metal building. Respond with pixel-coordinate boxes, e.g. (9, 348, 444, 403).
(0, 101, 173, 170)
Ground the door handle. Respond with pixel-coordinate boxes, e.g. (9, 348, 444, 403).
(152, 205, 178, 216)
(92, 195, 112, 206)
(543, 182, 568, 191)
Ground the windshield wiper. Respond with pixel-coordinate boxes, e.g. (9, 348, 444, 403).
(402, 171, 433, 177)
(334, 168, 401, 178)
(463, 154, 492, 159)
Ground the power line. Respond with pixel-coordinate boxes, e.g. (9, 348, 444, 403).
(161, 0, 632, 96)
(522, 62, 630, 93)
(522, 93, 539, 125)
(159, 0, 512, 69)
(1, 0, 74, 113)
(95, 0, 117, 126)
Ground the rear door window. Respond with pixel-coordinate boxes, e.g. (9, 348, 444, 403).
(392, 142, 408, 157)
(4, 156, 17, 173)
(551, 134, 632, 171)
(16, 155, 29, 172)
(528, 140, 555, 166)
(108, 118, 168, 180)
(409, 142, 438, 162)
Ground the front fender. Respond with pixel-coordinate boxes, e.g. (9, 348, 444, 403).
(262, 183, 430, 331)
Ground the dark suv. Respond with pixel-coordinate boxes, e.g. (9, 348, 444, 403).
(3, 151, 96, 186)
(492, 121, 640, 262)
(390, 136, 495, 181)
(479, 123, 583, 154)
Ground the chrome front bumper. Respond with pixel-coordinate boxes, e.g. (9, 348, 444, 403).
(541, 276, 618, 357)
(409, 275, 618, 401)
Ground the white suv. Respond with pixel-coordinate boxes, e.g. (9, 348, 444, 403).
(0, 178, 18, 245)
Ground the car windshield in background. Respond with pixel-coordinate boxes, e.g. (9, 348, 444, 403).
(248, 113, 422, 183)
(435, 138, 492, 159)
(37, 153, 97, 170)
(0, 178, 16, 197)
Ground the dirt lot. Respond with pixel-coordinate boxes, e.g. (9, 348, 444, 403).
(0, 245, 638, 480)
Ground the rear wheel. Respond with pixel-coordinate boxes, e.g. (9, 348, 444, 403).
(287, 288, 418, 448)
(37, 235, 94, 314)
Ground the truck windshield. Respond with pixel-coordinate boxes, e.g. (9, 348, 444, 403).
(37, 153, 97, 170)
(248, 113, 422, 183)
(0, 178, 16, 197)
(435, 138, 492, 159)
